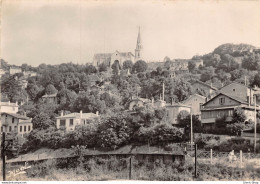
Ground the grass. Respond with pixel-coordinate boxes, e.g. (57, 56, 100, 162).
(5, 156, 260, 181)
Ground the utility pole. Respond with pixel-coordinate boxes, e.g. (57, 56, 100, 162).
(254, 94, 257, 153)
(194, 144, 197, 178)
(1, 132, 6, 181)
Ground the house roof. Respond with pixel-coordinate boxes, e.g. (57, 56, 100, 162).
(42, 93, 57, 98)
(202, 92, 248, 107)
(192, 80, 217, 90)
(1, 112, 29, 120)
(118, 52, 134, 57)
(56, 112, 98, 119)
(182, 94, 206, 104)
(219, 82, 249, 90)
(93, 53, 112, 60)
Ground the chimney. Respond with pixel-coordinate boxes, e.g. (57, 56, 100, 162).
(24, 111, 27, 116)
(16, 101, 18, 106)
(210, 83, 213, 88)
(151, 97, 154, 106)
(171, 98, 174, 105)
(61, 110, 64, 117)
(96, 111, 99, 116)
(80, 110, 83, 118)
(8, 101, 10, 105)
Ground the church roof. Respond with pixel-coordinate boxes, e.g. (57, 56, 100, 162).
(93, 53, 112, 60)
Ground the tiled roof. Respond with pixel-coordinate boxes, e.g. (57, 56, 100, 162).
(1, 112, 29, 120)
(182, 94, 206, 104)
(56, 112, 98, 119)
(93, 53, 112, 60)
(119, 52, 134, 57)
(193, 80, 217, 90)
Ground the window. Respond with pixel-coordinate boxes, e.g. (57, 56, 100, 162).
(1, 126, 3, 132)
(60, 120, 66, 127)
(12, 118, 15, 123)
(20, 126, 22, 132)
(70, 119, 74, 126)
(9, 126, 12, 132)
(24, 126, 26, 132)
(14, 126, 17, 131)
(219, 97, 225, 105)
(233, 89, 235, 92)
(28, 126, 31, 131)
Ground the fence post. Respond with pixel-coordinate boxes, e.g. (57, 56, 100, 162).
(210, 149, 213, 165)
(129, 156, 132, 180)
(240, 150, 242, 168)
(194, 144, 197, 178)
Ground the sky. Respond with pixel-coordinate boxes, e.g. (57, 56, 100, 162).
(1, 0, 260, 66)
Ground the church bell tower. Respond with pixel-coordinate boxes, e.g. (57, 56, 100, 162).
(135, 27, 143, 60)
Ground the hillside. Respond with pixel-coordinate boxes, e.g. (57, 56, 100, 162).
(212, 43, 255, 56)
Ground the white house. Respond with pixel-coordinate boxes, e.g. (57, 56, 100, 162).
(56, 111, 99, 131)
(0, 112, 33, 137)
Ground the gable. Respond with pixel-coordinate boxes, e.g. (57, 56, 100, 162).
(203, 94, 242, 108)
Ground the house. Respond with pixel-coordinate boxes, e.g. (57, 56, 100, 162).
(56, 111, 99, 131)
(192, 80, 217, 99)
(201, 92, 260, 130)
(128, 98, 152, 111)
(219, 82, 258, 105)
(9, 66, 22, 75)
(23, 71, 37, 78)
(165, 102, 191, 125)
(0, 112, 33, 137)
(41, 93, 57, 103)
(182, 94, 206, 119)
(0, 101, 19, 114)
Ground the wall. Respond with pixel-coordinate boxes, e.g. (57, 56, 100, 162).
(167, 106, 191, 124)
(1, 114, 19, 133)
(56, 118, 80, 131)
(1, 105, 18, 113)
(183, 95, 206, 117)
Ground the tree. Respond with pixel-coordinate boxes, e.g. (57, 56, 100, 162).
(251, 72, 260, 88)
(96, 113, 132, 149)
(32, 113, 56, 130)
(98, 63, 107, 72)
(232, 107, 246, 124)
(188, 61, 196, 73)
(132, 60, 147, 73)
(123, 60, 133, 70)
(26, 84, 40, 100)
(86, 65, 97, 74)
(45, 84, 58, 95)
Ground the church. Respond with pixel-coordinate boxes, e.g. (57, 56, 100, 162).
(92, 28, 143, 68)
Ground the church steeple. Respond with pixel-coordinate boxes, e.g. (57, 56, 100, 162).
(135, 27, 143, 60)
